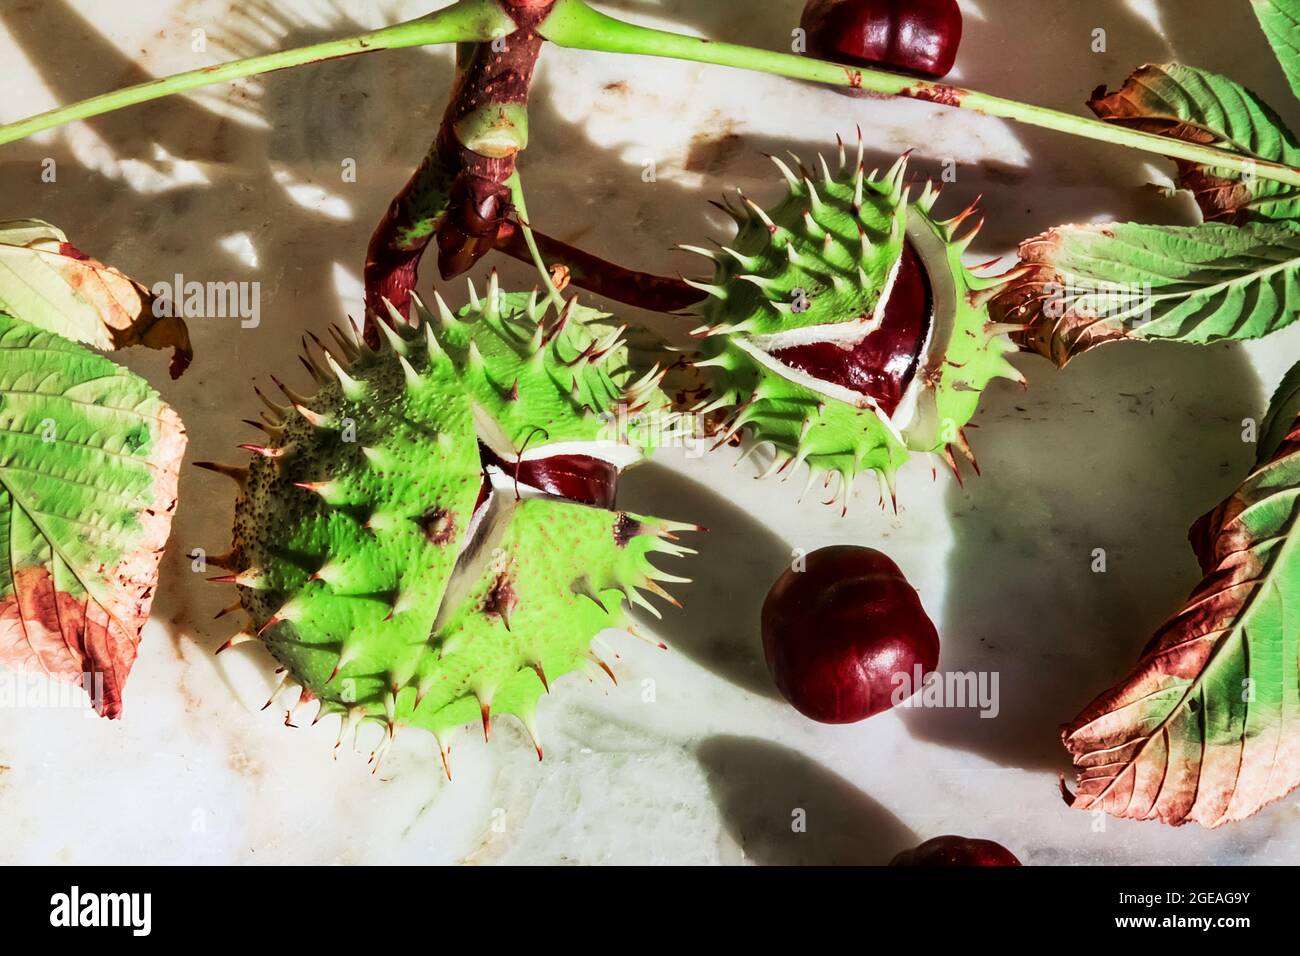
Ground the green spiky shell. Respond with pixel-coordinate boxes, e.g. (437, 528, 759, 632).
(408, 497, 687, 740)
(690, 147, 1023, 499)
(218, 285, 691, 769)
(903, 191, 1025, 456)
(426, 273, 671, 457)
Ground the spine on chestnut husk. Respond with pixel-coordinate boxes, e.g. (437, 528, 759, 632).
(199, 275, 696, 775)
(684, 134, 1027, 509)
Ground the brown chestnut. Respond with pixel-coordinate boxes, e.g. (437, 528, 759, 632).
(761, 546, 939, 723)
(800, 0, 964, 80)
(890, 835, 1022, 866)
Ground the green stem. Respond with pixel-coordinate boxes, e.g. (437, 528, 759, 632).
(538, 0, 1300, 189)
(506, 170, 567, 310)
(7, 0, 1297, 192)
(0, 0, 516, 146)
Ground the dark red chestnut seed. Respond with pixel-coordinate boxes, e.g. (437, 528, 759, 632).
(770, 240, 933, 417)
(478, 441, 620, 509)
(890, 835, 1022, 866)
(761, 546, 939, 723)
(800, 0, 964, 80)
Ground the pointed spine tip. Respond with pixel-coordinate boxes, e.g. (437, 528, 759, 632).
(530, 661, 550, 693)
(376, 300, 411, 353)
(238, 443, 286, 459)
(215, 631, 255, 655)
(324, 350, 367, 400)
(193, 461, 249, 485)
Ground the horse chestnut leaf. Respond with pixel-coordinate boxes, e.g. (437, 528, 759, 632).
(890, 835, 1022, 866)
(800, 0, 964, 80)
(761, 546, 939, 723)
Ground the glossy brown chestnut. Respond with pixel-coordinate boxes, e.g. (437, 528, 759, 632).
(800, 0, 964, 80)
(479, 442, 619, 509)
(761, 546, 939, 723)
(889, 835, 1022, 866)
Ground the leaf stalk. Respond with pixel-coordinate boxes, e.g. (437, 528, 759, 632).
(0, 0, 515, 146)
(537, 0, 1300, 189)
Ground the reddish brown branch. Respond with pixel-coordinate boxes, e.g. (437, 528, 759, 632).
(364, 0, 556, 318)
(493, 221, 706, 313)
(364, 0, 703, 321)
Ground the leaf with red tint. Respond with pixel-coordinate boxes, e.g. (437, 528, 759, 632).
(0, 219, 192, 377)
(993, 220, 1300, 366)
(1061, 363, 1300, 827)
(0, 313, 186, 717)
(1087, 63, 1300, 225)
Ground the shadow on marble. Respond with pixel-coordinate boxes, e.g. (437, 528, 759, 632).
(899, 340, 1260, 771)
(557, 0, 1201, 317)
(698, 734, 916, 865)
(0, 0, 233, 161)
(1151, 0, 1300, 131)
(618, 462, 789, 700)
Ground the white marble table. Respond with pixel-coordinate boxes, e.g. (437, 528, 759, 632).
(1, 0, 1297, 864)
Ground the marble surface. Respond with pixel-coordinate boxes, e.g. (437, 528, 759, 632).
(1, 0, 1299, 865)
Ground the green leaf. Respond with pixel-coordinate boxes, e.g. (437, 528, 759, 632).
(0, 312, 186, 717)
(0, 219, 192, 377)
(1253, 0, 1300, 102)
(1088, 63, 1300, 224)
(1062, 365, 1300, 827)
(995, 221, 1300, 365)
(1260, 359, 1300, 461)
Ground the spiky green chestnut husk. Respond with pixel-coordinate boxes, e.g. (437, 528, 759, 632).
(688, 141, 1024, 504)
(425, 272, 673, 460)
(207, 283, 692, 773)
